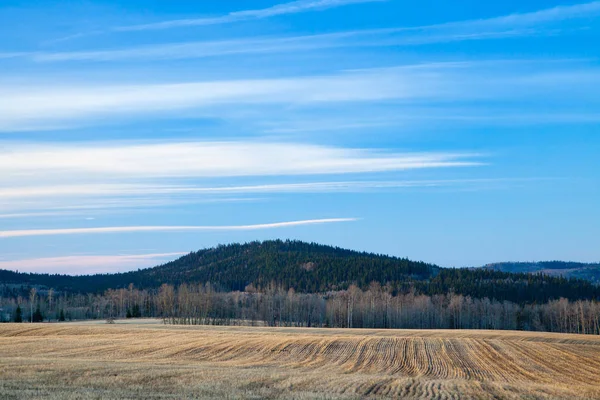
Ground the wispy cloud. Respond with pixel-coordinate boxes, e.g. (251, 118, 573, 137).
(11, 2, 599, 64)
(26, 33, 357, 62)
(0, 141, 481, 184)
(0, 140, 479, 213)
(0, 179, 524, 200)
(115, 0, 382, 32)
(3, 178, 544, 218)
(14, 29, 539, 63)
(0, 218, 358, 238)
(382, 1, 600, 36)
(0, 212, 59, 219)
(0, 198, 262, 218)
(3, 62, 598, 131)
(0, 253, 186, 274)
(458, 1, 600, 27)
(259, 111, 600, 135)
(0, 67, 437, 131)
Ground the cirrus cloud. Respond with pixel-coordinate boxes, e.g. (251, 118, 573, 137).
(0, 218, 359, 238)
(0, 140, 482, 182)
(115, 0, 384, 32)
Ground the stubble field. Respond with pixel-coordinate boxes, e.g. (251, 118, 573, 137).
(1, 321, 599, 399)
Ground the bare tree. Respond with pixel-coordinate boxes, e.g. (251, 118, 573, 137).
(29, 288, 36, 323)
(47, 288, 54, 317)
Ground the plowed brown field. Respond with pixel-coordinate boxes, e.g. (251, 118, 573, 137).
(1, 322, 599, 399)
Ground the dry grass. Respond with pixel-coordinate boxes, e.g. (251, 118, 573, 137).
(1, 322, 599, 399)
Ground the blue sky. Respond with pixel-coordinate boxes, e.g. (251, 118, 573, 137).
(0, 0, 599, 274)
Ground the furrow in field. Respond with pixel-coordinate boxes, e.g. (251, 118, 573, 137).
(1, 324, 600, 399)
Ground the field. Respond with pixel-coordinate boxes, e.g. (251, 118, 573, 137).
(1, 321, 600, 399)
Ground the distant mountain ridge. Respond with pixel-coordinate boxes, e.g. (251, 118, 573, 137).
(482, 261, 600, 283)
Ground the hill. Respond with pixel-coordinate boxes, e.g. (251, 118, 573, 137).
(2, 240, 599, 304)
(483, 261, 600, 284)
(1, 240, 436, 293)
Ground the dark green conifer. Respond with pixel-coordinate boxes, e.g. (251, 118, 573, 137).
(14, 305, 22, 323)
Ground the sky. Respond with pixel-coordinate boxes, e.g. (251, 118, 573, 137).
(0, 0, 599, 274)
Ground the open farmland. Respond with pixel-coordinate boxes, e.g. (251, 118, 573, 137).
(1, 322, 599, 399)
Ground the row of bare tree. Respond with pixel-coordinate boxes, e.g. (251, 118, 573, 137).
(1, 283, 599, 334)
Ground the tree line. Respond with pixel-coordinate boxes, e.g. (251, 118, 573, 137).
(2, 283, 599, 335)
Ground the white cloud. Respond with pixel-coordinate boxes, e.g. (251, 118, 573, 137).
(116, 0, 383, 31)
(0, 67, 446, 131)
(0, 198, 263, 217)
(21, 30, 527, 63)
(28, 32, 356, 62)
(461, 1, 600, 27)
(1, 62, 598, 132)
(0, 179, 508, 200)
(259, 110, 600, 135)
(8, 2, 599, 64)
(0, 218, 358, 238)
(8, 30, 529, 63)
(3, 178, 539, 218)
(0, 141, 480, 183)
(382, 1, 600, 36)
(0, 180, 472, 214)
(0, 253, 186, 275)
(0, 212, 84, 219)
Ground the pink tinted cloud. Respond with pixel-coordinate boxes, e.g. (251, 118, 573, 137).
(0, 253, 186, 275)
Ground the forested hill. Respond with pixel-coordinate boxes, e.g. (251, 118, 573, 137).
(1, 240, 600, 304)
(483, 261, 600, 284)
(1, 240, 436, 293)
(130, 240, 438, 292)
